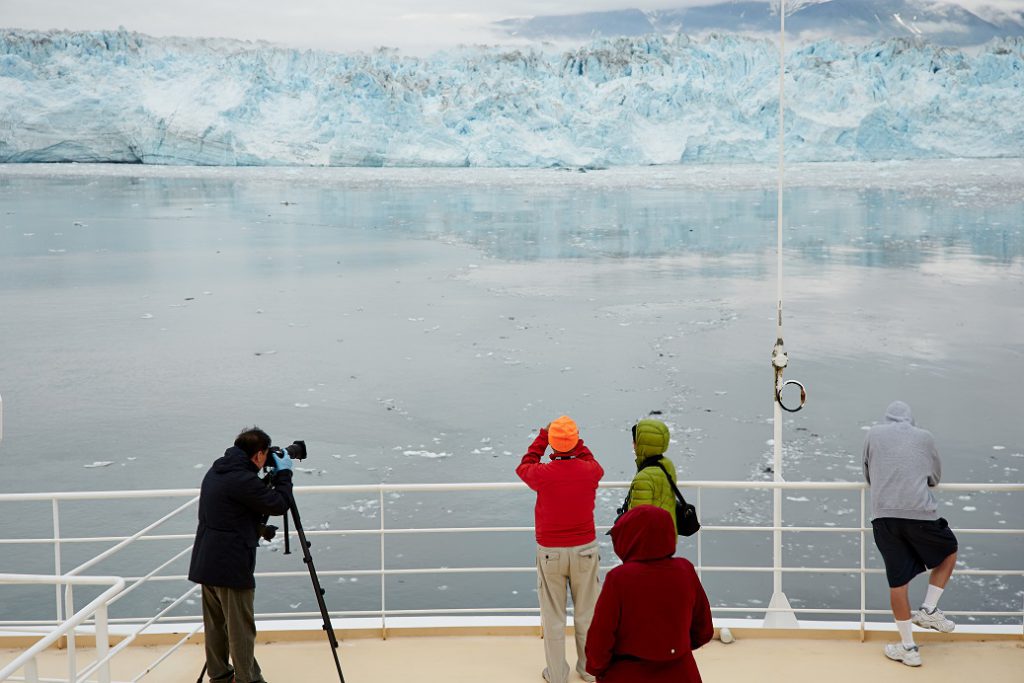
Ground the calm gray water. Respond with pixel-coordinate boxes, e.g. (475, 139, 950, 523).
(0, 162, 1021, 624)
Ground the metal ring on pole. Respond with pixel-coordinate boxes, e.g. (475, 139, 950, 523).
(776, 379, 806, 413)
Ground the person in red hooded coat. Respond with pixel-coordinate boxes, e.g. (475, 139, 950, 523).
(585, 505, 713, 682)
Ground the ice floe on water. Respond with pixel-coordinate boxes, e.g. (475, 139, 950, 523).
(404, 450, 452, 459)
(83, 461, 114, 468)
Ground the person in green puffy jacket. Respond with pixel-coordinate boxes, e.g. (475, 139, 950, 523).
(625, 419, 679, 527)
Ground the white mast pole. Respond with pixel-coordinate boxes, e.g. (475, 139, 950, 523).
(765, 0, 799, 629)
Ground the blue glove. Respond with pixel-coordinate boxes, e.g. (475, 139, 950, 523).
(271, 450, 294, 472)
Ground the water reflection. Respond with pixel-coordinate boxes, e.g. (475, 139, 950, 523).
(1, 177, 1021, 279)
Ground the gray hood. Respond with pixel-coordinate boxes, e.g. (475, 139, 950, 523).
(884, 400, 914, 425)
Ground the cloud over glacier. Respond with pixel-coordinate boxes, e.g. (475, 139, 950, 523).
(0, 29, 1022, 167)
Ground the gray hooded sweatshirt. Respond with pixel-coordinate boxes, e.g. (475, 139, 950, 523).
(863, 401, 942, 521)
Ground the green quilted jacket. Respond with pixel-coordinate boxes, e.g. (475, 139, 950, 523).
(626, 420, 679, 526)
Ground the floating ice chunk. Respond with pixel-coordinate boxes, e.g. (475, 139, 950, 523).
(860, 426, 871, 431)
(992, 445, 1005, 450)
(786, 496, 810, 502)
(290, 603, 301, 609)
(84, 461, 114, 468)
(194, 463, 204, 468)
(404, 450, 451, 459)
(766, 439, 774, 446)
(962, 506, 977, 512)
(437, 585, 448, 591)
(141, 313, 154, 319)
(294, 403, 309, 408)
(254, 350, 277, 356)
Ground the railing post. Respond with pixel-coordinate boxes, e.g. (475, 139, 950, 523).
(859, 488, 867, 642)
(696, 488, 703, 580)
(379, 488, 387, 640)
(95, 603, 111, 683)
(763, 406, 798, 628)
(52, 498, 64, 623)
(65, 583, 76, 682)
(23, 656, 38, 683)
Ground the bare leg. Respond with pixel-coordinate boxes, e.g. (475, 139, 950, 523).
(928, 551, 957, 589)
(890, 584, 911, 621)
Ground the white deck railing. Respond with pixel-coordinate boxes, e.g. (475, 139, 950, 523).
(0, 480, 1021, 682)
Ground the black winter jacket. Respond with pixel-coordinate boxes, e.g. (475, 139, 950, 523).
(188, 446, 293, 589)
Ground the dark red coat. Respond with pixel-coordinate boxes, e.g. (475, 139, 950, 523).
(516, 431, 604, 547)
(585, 505, 713, 683)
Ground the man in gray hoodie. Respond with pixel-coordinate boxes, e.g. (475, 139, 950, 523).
(864, 400, 958, 668)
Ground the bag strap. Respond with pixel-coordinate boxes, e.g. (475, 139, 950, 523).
(654, 461, 691, 508)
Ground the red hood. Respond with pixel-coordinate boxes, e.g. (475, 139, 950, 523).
(610, 504, 676, 562)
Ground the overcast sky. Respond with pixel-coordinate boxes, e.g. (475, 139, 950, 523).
(2, 1, 1022, 54)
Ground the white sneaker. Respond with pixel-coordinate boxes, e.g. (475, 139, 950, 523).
(885, 642, 922, 667)
(912, 607, 956, 633)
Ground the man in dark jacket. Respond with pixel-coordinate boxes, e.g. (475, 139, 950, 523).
(188, 427, 293, 683)
(585, 505, 713, 683)
(516, 416, 604, 683)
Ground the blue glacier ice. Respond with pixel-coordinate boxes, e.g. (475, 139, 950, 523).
(0, 29, 1022, 167)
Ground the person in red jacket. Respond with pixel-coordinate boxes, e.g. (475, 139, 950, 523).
(585, 505, 713, 683)
(516, 416, 605, 683)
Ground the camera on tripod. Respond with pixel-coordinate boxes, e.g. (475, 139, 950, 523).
(269, 440, 308, 461)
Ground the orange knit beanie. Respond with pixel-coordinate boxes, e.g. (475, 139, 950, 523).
(547, 415, 579, 453)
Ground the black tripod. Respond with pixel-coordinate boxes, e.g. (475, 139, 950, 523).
(196, 494, 346, 683)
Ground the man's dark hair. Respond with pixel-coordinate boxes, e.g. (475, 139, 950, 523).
(234, 427, 271, 456)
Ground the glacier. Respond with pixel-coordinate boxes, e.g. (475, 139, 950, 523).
(0, 29, 1022, 167)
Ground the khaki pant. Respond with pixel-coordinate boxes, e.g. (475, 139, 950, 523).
(536, 541, 601, 683)
(201, 584, 264, 683)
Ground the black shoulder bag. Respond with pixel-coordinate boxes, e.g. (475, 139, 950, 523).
(654, 461, 701, 537)
(615, 457, 701, 537)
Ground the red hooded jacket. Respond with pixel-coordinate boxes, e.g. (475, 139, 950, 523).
(516, 429, 604, 547)
(585, 505, 713, 683)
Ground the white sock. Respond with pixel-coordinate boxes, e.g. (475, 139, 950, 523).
(896, 619, 916, 649)
(922, 584, 944, 612)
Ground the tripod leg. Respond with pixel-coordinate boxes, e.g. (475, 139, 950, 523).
(195, 662, 207, 683)
(289, 500, 346, 683)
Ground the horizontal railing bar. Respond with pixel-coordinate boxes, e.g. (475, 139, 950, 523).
(0, 575, 125, 681)
(1, 480, 1020, 504)
(12, 608, 1022, 628)
(3, 524, 1022, 549)
(118, 566, 1023, 584)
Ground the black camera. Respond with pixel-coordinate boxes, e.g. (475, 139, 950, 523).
(269, 440, 308, 461)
